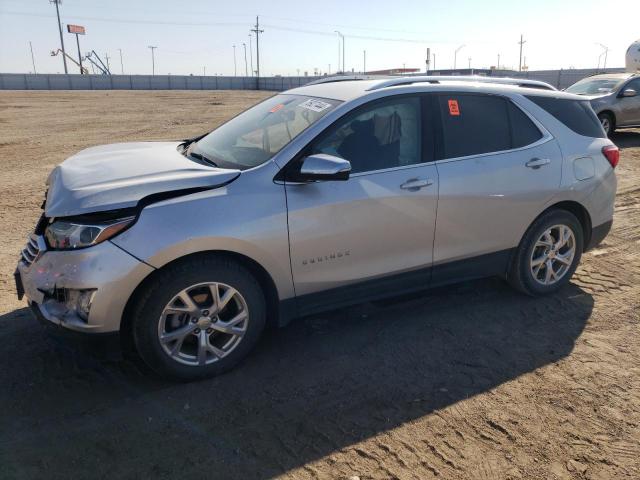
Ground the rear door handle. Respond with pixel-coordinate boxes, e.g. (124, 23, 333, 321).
(525, 158, 551, 169)
(400, 178, 434, 191)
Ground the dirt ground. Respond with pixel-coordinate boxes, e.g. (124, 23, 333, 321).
(0, 91, 638, 480)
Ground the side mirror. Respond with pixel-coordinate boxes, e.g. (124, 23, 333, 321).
(620, 88, 637, 98)
(293, 154, 351, 182)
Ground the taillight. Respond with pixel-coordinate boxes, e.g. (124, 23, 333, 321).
(602, 145, 619, 168)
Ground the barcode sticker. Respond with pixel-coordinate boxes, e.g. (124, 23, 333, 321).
(298, 99, 332, 112)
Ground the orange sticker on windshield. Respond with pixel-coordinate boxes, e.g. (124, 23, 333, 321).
(269, 104, 284, 113)
(448, 99, 460, 116)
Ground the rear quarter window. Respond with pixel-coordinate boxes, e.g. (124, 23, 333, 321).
(525, 96, 606, 138)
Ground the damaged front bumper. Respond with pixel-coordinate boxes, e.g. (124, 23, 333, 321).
(15, 235, 155, 333)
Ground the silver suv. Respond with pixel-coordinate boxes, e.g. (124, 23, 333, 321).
(566, 73, 640, 135)
(15, 77, 618, 380)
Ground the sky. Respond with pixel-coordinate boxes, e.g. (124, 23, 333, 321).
(0, 0, 638, 76)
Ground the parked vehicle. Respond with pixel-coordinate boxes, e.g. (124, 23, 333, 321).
(565, 73, 640, 135)
(16, 77, 618, 380)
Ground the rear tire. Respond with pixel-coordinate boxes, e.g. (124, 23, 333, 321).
(131, 256, 266, 381)
(598, 112, 615, 137)
(508, 210, 583, 296)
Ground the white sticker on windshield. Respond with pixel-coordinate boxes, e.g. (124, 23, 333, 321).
(298, 99, 332, 112)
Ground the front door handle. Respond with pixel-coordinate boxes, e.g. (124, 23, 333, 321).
(400, 178, 434, 191)
(525, 158, 551, 169)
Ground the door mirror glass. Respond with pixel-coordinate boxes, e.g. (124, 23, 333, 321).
(295, 154, 351, 181)
(620, 88, 637, 98)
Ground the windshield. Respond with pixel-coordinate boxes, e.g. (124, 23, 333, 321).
(565, 78, 626, 95)
(191, 94, 340, 170)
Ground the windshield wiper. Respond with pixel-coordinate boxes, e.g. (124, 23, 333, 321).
(188, 150, 219, 167)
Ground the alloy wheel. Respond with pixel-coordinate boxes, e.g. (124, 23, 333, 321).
(530, 224, 576, 286)
(157, 282, 249, 366)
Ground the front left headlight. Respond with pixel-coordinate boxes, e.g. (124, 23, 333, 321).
(45, 216, 135, 250)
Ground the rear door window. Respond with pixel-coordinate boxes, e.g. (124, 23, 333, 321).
(437, 94, 511, 159)
(507, 101, 543, 148)
(525, 96, 605, 138)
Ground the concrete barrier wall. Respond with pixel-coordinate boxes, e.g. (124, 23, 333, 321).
(0, 69, 626, 91)
(0, 73, 319, 91)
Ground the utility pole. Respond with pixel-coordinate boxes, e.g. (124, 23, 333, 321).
(454, 44, 465, 69)
(148, 46, 157, 75)
(250, 16, 264, 82)
(248, 34, 254, 76)
(203, 66, 206, 76)
(468, 57, 472, 69)
(242, 43, 248, 76)
(497, 53, 500, 70)
(29, 41, 37, 74)
(118, 48, 124, 74)
(334, 31, 344, 73)
(433, 53, 436, 70)
(518, 34, 526, 72)
(232, 44, 237, 76)
(50, 0, 68, 73)
(363, 50, 366, 74)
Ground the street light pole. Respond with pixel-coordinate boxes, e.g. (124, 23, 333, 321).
(363, 50, 366, 73)
(248, 34, 254, 76)
(598, 43, 609, 70)
(118, 48, 124, 74)
(148, 46, 157, 75)
(454, 44, 465, 69)
(29, 41, 37, 74)
(334, 31, 344, 73)
(232, 44, 237, 76)
(242, 43, 248, 76)
(50, 0, 68, 73)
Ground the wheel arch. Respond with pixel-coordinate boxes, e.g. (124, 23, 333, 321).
(120, 250, 284, 355)
(597, 109, 616, 128)
(536, 200, 592, 250)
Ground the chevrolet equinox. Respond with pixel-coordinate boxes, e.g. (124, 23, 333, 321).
(15, 76, 618, 380)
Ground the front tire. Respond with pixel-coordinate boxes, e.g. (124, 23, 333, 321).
(598, 112, 615, 137)
(508, 210, 583, 296)
(131, 256, 266, 381)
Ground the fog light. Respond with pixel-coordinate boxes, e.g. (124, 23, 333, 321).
(63, 289, 96, 321)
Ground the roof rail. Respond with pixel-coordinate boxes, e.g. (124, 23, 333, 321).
(305, 74, 389, 86)
(367, 75, 557, 91)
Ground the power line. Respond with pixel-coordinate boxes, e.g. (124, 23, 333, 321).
(5, 10, 436, 45)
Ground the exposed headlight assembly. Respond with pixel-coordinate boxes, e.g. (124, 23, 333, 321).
(45, 216, 135, 250)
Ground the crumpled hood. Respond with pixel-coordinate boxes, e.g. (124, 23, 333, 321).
(45, 142, 240, 217)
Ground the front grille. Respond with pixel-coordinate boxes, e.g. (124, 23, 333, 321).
(21, 235, 44, 267)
